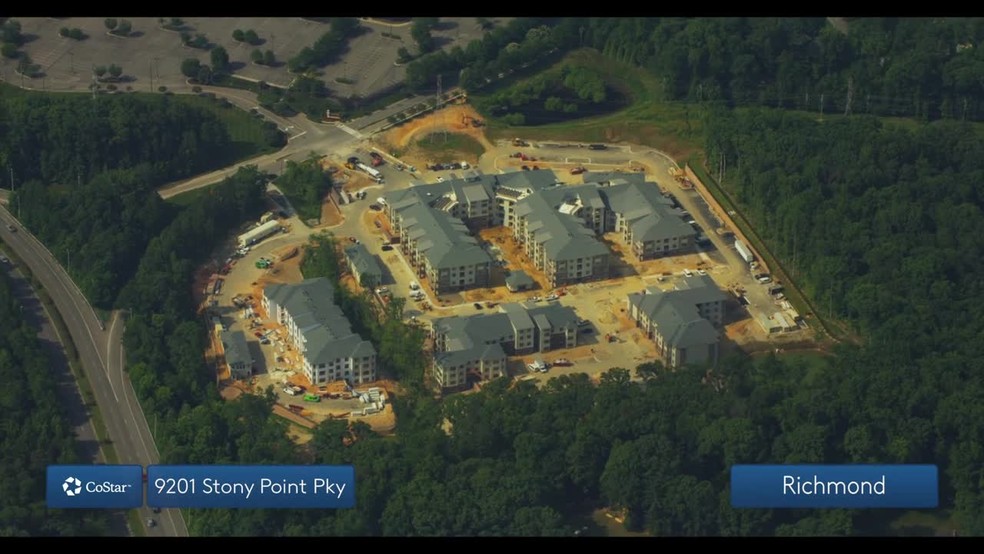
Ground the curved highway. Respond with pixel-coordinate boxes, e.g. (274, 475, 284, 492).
(0, 208, 187, 537)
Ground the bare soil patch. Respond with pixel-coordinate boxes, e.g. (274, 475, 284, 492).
(373, 104, 494, 170)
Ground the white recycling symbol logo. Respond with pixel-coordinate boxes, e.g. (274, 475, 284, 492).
(62, 476, 83, 496)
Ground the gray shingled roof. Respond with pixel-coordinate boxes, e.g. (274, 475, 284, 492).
(516, 193, 609, 261)
(605, 181, 675, 216)
(265, 278, 376, 365)
(344, 244, 383, 281)
(628, 275, 725, 349)
(433, 302, 579, 367)
(220, 330, 251, 368)
(461, 183, 488, 204)
(505, 270, 535, 290)
(630, 213, 697, 242)
(501, 302, 534, 331)
(582, 171, 647, 185)
(400, 204, 492, 269)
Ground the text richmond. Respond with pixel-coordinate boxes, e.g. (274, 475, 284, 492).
(783, 475, 887, 496)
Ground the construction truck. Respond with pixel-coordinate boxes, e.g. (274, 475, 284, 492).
(357, 163, 384, 183)
(345, 156, 360, 170)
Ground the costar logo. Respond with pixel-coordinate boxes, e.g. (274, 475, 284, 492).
(63, 476, 83, 497)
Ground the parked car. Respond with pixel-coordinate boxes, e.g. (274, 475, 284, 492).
(552, 359, 573, 367)
(474, 302, 483, 309)
(381, 244, 393, 251)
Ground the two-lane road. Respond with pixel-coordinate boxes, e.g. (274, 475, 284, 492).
(0, 209, 187, 537)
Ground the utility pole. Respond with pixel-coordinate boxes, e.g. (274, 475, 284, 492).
(436, 74, 445, 143)
(10, 167, 18, 219)
(844, 77, 854, 116)
(819, 93, 825, 121)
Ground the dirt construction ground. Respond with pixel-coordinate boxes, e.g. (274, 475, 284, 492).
(372, 104, 494, 167)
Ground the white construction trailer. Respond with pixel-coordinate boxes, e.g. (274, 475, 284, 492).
(734, 239, 755, 264)
(238, 220, 281, 247)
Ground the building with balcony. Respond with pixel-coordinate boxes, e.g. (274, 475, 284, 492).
(430, 301, 580, 389)
(262, 278, 377, 385)
(626, 274, 728, 368)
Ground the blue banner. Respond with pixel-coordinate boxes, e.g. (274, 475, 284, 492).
(146, 465, 356, 509)
(731, 464, 938, 509)
(47, 465, 143, 509)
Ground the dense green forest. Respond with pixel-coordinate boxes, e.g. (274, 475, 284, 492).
(5, 17, 984, 536)
(275, 159, 334, 222)
(0, 271, 109, 535)
(126, 230, 953, 536)
(472, 63, 627, 125)
(702, 110, 984, 533)
(410, 17, 984, 123)
(0, 90, 277, 309)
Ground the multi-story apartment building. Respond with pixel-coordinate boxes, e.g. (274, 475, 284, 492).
(430, 302, 580, 389)
(384, 169, 697, 289)
(604, 181, 696, 260)
(262, 278, 377, 385)
(512, 192, 611, 288)
(392, 203, 492, 294)
(626, 274, 728, 368)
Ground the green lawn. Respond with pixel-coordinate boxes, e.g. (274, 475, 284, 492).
(475, 49, 705, 162)
(415, 133, 486, 163)
(164, 186, 211, 208)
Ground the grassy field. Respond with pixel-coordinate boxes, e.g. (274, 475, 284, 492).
(415, 133, 486, 163)
(172, 95, 279, 163)
(475, 49, 704, 162)
(164, 186, 211, 208)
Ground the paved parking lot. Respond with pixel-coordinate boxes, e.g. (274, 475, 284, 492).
(3, 17, 511, 97)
